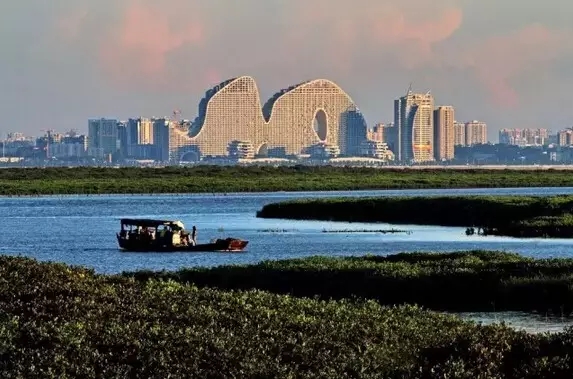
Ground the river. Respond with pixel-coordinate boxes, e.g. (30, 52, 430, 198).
(3, 186, 573, 332)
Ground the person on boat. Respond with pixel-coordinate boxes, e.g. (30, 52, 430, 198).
(191, 226, 197, 246)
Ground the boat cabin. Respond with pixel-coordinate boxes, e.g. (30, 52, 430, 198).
(118, 218, 192, 248)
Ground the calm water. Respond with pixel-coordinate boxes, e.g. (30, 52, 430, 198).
(3, 186, 573, 331)
(2, 186, 573, 273)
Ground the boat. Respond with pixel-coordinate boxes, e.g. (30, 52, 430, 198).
(116, 218, 249, 253)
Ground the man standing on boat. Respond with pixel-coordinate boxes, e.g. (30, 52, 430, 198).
(191, 226, 197, 246)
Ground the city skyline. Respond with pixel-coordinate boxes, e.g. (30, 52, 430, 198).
(1, 0, 573, 141)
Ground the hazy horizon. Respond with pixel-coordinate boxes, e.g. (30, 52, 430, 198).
(1, 0, 572, 141)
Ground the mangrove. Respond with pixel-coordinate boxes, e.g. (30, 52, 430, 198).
(2, 166, 573, 195)
(257, 195, 573, 238)
(125, 250, 573, 314)
(1, 254, 573, 378)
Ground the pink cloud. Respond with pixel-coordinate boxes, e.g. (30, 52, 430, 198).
(463, 24, 570, 108)
(98, 0, 204, 86)
(54, 1, 573, 110)
(286, 1, 462, 63)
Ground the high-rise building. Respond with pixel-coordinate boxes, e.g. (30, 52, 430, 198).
(88, 118, 119, 158)
(394, 90, 434, 162)
(454, 122, 466, 146)
(465, 120, 487, 146)
(126, 118, 139, 146)
(367, 123, 386, 141)
(525, 128, 548, 145)
(6, 132, 25, 141)
(499, 128, 548, 146)
(557, 128, 573, 146)
(153, 119, 170, 162)
(138, 118, 154, 145)
(433, 106, 455, 161)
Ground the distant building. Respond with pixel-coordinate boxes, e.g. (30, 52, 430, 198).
(360, 140, 394, 161)
(153, 120, 171, 162)
(454, 121, 466, 146)
(137, 118, 155, 145)
(433, 106, 455, 161)
(6, 132, 26, 141)
(367, 123, 386, 142)
(228, 140, 255, 160)
(171, 76, 367, 159)
(465, 120, 487, 146)
(499, 128, 548, 146)
(306, 142, 341, 159)
(88, 118, 119, 158)
(557, 128, 573, 146)
(394, 90, 434, 162)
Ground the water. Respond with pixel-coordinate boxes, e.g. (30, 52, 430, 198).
(3, 186, 573, 332)
(458, 312, 573, 334)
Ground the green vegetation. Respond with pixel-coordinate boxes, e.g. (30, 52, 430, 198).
(3, 253, 573, 378)
(257, 195, 573, 238)
(126, 250, 573, 314)
(1, 166, 573, 195)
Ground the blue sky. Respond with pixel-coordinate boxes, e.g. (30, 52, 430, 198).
(1, 0, 572, 141)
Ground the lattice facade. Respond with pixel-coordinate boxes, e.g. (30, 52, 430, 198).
(170, 76, 367, 160)
(433, 106, 455, 161)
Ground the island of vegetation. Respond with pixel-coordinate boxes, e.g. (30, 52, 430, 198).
(2, 251, 573, 377)
(257, 195, 573, 238)
(2, 166, 573, 195)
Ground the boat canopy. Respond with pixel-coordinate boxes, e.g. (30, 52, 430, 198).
(120, 218, 186, 230)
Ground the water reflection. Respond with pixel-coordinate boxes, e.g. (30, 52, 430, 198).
(457, 312, 573, 334)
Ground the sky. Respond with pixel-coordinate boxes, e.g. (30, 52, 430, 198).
(1, 0, 573, 142)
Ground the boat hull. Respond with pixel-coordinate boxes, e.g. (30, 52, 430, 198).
(117, 235, 248, 253)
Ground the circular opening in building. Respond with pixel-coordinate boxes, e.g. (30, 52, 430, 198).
(181, 151, 200, 162)
(257, 143, 269, 158)
(313, 109, 328, 141)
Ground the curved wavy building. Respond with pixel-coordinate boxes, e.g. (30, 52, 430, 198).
(168, 76, 367, 161)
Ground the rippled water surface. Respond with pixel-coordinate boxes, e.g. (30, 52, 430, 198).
(2, 186, 573, 274)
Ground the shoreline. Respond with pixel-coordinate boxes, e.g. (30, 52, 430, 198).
(257, 195, 573, 239)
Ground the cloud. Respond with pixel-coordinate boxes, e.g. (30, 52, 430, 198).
(284, 0, 462, 69)
(56, 8, 88, 42)
(53, 0, 572, 111)
(461, 24, 571, 108)
(57, 0, 463, 91)
(98, 0, 204, 88)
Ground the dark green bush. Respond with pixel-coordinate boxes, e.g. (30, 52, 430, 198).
(124, 251, 573, 314)
(257, 195, 573, 238)
(2, 254, 573, 377)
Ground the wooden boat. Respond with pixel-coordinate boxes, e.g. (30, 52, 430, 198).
(116, 218, 249, 253)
